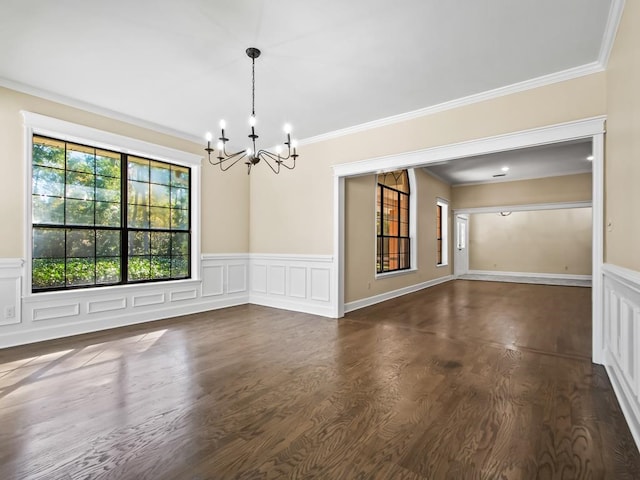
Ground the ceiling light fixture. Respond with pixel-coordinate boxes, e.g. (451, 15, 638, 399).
(501, 166, 510, 172)
(586, 155, 594, 161)
(205, 47, 298, 174)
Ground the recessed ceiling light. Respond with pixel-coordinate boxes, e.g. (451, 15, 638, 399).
(501, 166, 509, 172)
(586, 155, 594, 161)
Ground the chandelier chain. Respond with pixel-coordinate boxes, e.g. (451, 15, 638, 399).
(251, 57, 256, 116)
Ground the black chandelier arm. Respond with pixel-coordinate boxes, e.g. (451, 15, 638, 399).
(207, 150, 248, 172)
(257, 152, 282, 175)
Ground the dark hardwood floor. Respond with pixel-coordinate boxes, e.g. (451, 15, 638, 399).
(0, 280, 638, 479)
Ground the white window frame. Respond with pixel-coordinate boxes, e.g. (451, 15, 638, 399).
(21, 111, 202, 297)
(436, 198, 449, 267)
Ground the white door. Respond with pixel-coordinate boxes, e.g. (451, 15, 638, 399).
(454, 215, 469, 276)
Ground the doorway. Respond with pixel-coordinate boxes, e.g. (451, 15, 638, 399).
(333, 116, 605, 363)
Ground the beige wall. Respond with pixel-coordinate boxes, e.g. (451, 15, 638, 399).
(345, 169, 452, 303)
(0, 87, 249, 256)
(249, 73, 605, 255)
(452, 173, 592, 209)
(605, 2, 640, 271)
(469, 208, 592, 275)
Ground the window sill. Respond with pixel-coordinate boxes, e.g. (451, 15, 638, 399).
(436, 263, 449, 268)
(375, 268, 417, 280)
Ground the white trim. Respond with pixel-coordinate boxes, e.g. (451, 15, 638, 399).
(303, 64, 603, 147)
(332, 116, 606, 178)
(598, 0, 626, 68)
(0, 78, 202, 143)
(21, 111, 202, 166)
(466, 270, 591, 282)
(454, 201, 592, 215)
(0, 259, 24, 269)
(344, 275, 453, 313)
(375, 268, 418, 280)
(603, 264, 640, 291)
(591, 133, 605, 364)
(333, 176, 345, 318)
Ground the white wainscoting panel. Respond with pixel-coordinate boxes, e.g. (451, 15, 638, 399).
(250, 255, 335, 317)
(0, 259, 23, 326)
(602, 263, 640, 452)
(0, 255, 250, 349)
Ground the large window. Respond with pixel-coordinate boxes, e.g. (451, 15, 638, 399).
(31, 135, 191, 292)
(376, 170, 410, 273)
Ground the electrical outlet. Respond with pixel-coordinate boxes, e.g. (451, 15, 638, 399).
(5, 306, 15, 319)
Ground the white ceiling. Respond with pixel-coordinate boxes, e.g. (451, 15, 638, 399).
(423, 140, 593, 185)
(0, 0, 612, 149)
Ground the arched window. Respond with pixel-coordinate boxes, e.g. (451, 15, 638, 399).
(376, 170, 410, 273)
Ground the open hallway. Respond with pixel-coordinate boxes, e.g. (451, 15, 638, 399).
(0, 281, 638, 479)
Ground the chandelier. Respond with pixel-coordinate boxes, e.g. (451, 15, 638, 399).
(205, 47, 299, 174)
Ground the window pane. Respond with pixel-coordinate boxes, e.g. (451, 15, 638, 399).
(128, 181, 149, 205)
(95, 150, 120, 178)
(171, 187, 189, 209)
(400, 221, 409, 237)
(67, 144, 95, 173)
(33, 166, 65, 197)
(151, 232, 171, 256)
(66, 171, 95, 200)
(171, 256, 189, 277)
(128, 230, 150, 256)
(150, 207, 170, 229)
(66, 258, 95, 286)
(128, 256, 151, 280)
(171, 165, 189, 187)
(151, 257, 171, 279)
(96, 176, 121, 202)
(171, 209, 189, 230)
(150, 184, 170, 207)
(128, 204, 149, 228)
(97, 230, 120, 257)
(33, 228, 65, 258)
(33, 137, 65, 169)
(171, 232, 189, 256)
(66, 229, 94, 258)
(66, 198, 94, 225)
(96, 201, 121, 227)
(96, 258, 120, 284)
(150, 161, 171, 185)
(32, 258, 65, 289)
(128, 157, 149, 182)
(33, 196, 64, 224)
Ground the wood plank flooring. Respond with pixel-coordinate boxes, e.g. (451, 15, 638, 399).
(0, 280, 638, 479)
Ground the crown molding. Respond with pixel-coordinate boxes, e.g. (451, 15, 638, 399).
(598, 0, 626, 68)
(0, 77, 202, 144)
(301, 62, 604, 147)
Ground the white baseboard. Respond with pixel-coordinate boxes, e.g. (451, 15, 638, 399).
(344, 275, 453, 313)
(463, 270, 591, 286)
